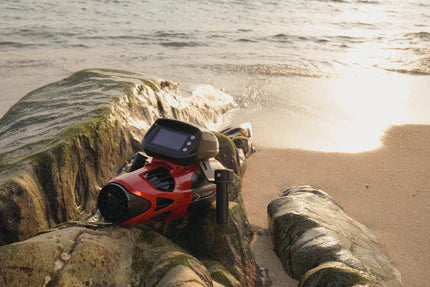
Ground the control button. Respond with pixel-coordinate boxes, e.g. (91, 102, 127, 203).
(186, 141, 192, 146)
(190, 136, 195, 140)
(182, 147, 188, 152)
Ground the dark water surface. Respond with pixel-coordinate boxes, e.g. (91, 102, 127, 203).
(1, 0, 429, 151)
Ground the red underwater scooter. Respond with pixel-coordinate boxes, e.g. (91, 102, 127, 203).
(97, 118, 232, 225)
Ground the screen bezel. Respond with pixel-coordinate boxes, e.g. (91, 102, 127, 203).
(147, 126, 194, 153)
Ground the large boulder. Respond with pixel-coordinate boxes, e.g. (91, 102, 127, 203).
(0, 69, 235, 245)
(268, 185, 403, 287)
(0, 68, 262, 286)
(0, 202, 259, 286)
(0, 223, 214, 287)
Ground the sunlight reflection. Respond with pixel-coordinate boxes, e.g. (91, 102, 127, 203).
(238, 73, 422, 154)
(313, 73, 409, 153)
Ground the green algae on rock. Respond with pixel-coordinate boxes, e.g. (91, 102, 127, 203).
(0, 224, 214, 287)
(299, 261, 383, 287)
(203, 260, 241, 287)
(0, 203, 259, 287)
(0, 69, 235, 245)
(171, 202, 258, 287)
(268, 185, 404, 287)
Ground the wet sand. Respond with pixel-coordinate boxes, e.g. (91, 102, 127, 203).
(241, 124, 430, 287)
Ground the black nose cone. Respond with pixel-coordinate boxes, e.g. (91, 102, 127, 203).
(97, 183, 151, 224)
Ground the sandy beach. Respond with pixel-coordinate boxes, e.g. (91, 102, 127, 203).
(242, 124, 430, 287)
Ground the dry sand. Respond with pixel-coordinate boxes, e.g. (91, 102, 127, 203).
(241, 124, 430, 287)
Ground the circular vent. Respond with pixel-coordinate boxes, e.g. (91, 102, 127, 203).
(97, 183, 129, 224)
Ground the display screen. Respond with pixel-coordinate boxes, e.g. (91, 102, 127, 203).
(151, 128, 189, 151)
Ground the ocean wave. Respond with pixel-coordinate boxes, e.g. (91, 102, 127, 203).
(314, 0, 351, 3)
(404, 32, 430, 41)
(1, 59, 52, 69)
(154, 31, 189, 38)
(383, 67, 430, 76)
(237, 29, 253, 33)
(0, 41, 36, 49)
(209, 64, 329, 78)
(78, 35, 150, 41)
(329, 35, 367, 44)
(270, 34, 332, 44)
(356, 0, 380, 4)
(160, 41, 204, 48)
(236, 38, 258, 43)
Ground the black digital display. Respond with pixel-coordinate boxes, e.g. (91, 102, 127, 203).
(151, 128, 188, 151)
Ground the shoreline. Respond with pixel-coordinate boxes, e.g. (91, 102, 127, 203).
(241, 124, 430, 287)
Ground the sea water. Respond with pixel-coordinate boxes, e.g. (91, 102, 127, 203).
(1, 0, 429, 152)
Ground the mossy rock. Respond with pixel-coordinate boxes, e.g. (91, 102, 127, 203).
(214, 132, 240, 176)
(171, 202, 257, 286)
(0, 224, 216, 287)
(232, 136, 252, 158)
(203, 260, 241, 287)
(299, 262, 381, 287)
(268, 186, 404, 286)
(0, 69, 234, 245)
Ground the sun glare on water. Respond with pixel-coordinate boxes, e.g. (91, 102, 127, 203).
(326, 73, 408, 153)
(245, 71, 425, 154)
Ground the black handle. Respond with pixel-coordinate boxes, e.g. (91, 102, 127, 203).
(129, 152, 148, 172)
(215, 169, 234, 224)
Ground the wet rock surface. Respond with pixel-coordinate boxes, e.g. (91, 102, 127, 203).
(170, 202, 257, 286)
(0, 224, 212, 287)
(0, 202, 258, 287)
(0, 69, 235, 245)
(0, 81, 261, 287)
(214, 132, 244, 202)
(268, 185, 404, 287)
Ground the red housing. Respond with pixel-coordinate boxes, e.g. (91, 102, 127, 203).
(99, 157, 216, 225)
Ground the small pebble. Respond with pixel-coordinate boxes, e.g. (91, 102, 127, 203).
(44, 275, 51, 285)
(53, 260, 64, 272)
(61, 252, 71, 261)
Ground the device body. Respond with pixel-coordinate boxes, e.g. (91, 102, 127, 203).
(97, 118, 229, 225)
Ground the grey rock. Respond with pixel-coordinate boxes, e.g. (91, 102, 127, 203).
(171, 202, 259, 286)
(299, 261, 382, 287)
(0, 200, 259, 287)
(215, 132, 241, 176)
(204, 260, 241, 287)
(219, 123, 254, 176)
(0, 69, 259, 287)
(0, 224, 213, 287)
(268, 185, 403, 287)
(255, 266, 272, 287)
(0, 69, 235, 245)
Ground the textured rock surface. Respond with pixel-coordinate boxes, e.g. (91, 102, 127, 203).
(268, 185, 403, 287)
(0, 223, 213, 287)
(219, 123, 254, 176)
(0, 69, 235, 245)
(299, 262, 382, 287)
(214, 132, 243, 202)
(171, 202, 258, 287)
(215, 132, 241, 176)
(0, 100, 259, 287)
(204, 260, 241, 287)
(0, 202, 258, 286)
